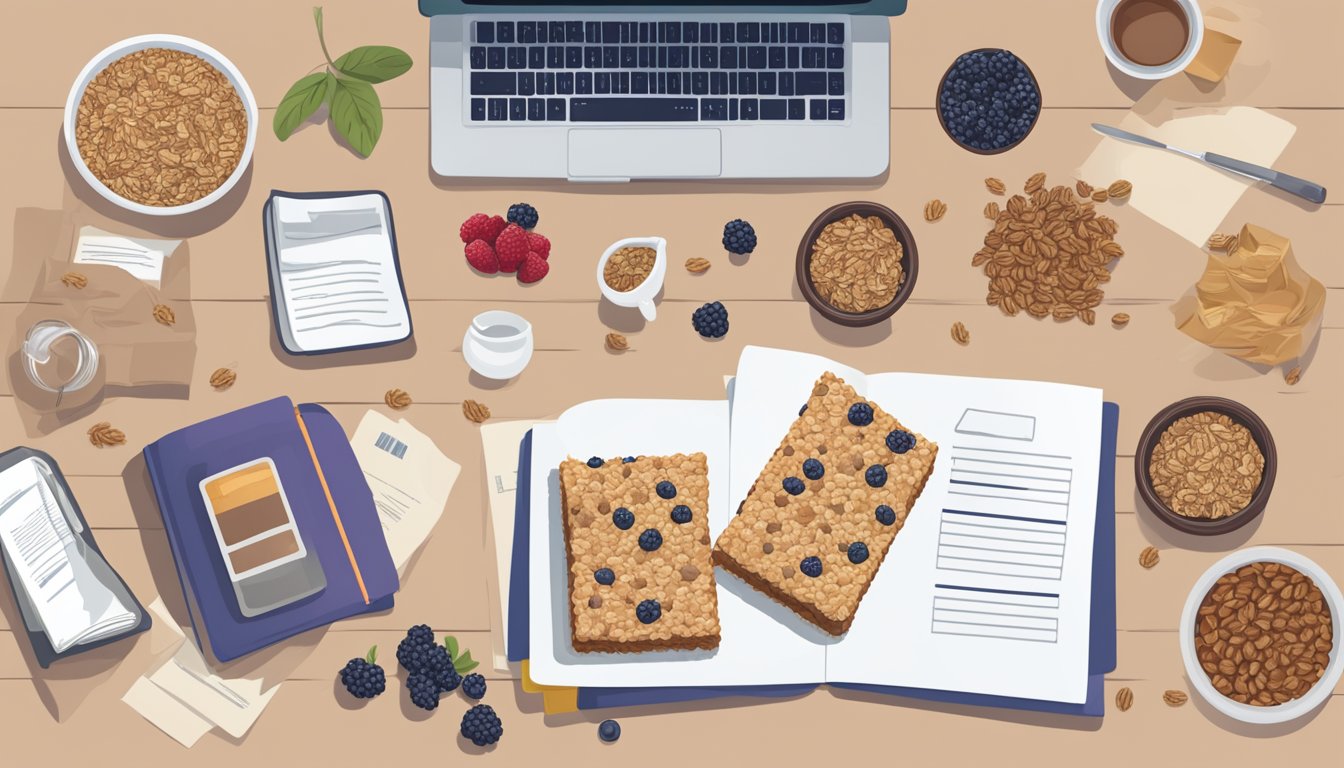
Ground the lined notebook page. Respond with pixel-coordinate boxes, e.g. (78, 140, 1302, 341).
(270, 193, 410, 353)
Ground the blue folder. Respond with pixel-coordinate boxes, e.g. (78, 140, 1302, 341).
(509, 402, 1119, 715)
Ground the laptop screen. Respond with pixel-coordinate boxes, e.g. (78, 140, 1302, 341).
(421, 1, 906, 16)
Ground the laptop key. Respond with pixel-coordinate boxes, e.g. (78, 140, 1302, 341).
(576, 72, 593, 94)
(639, 22, 651, 43)
(546, 46, 563, 68)
(585, 22, 600, 42)
(615, 72, 630, 94)
(507, 47, 526, 70)
(518, 22, 536, 44)
(536, 21, 549, 44)
(470, 98, 486, 121)
(585, 46, 601, 68)
(602, 22, 620, 42)
(747, 46, 766, 69)
(720, 23, 734, 44)
(621, 46, 636, 68)
(828, 100, 845, 121)
(788, 98, 805, 120)
(596, 72, 611, 94)
(488, 98, 507, 121)
(701, 23, 716, 43)
(510, 98, 526, 121)
(665, 22, 680, 43)
(779, 71, 794, 96)
(787, 46, 800, 69)
(692, 72, 708, 94)
(471, 72, 516, 95)
(761, 99, 787, 120)
(487, 47, 505, 69)
(810, 99, 828, 120)
(684, 22, 698, 43)
(569, 98, 699, 122)
(669, 46, 687, 68)
(829, 72, 845, 96)
(539, 72, 555, 95)
(566, 21, 583, 42)
(497, 22, 514, 43)
(738, 22, 758, 43)
(632, 72, 649, 93)
(657, 72, 666, 94)
(768, 46, 786, 69)
(603, 46, 619, 68)
(721, 47, 737, 69)
(803, 47, 825, 69)
(518, 72, 535, 96)
(548, 98, 566, 121)
(787, 22, 807, 43)
(667, 72, 682, 95)
(702, 46, 718, 68)
(759, 71, 776, 95)
(557, 72, 574, 94)
(710, 71, 728, 94)
(796, 72, 827, 95)
(741, 98, 759, 120)
(549, 22, 566, 43)
(827, 47, 844, 69)
(702, 98, 727, 120)
(639, 46, 652, 68)
(528, 98, 545, 121)
(809, 24, 824, 43)
(476, 22, 494, 45)
(738, 72, 756, 95)
(566, 47, 582, 68)
(529, 47, 545, 69)
(470, 47, 486, 69)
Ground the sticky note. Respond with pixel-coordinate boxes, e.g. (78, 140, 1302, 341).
(1185, 29, 1242, 83)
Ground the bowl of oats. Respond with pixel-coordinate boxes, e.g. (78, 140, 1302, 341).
(1136, 396, 1277, 536)
(796, 201, 918, 327)
(63, 35, 257, 216)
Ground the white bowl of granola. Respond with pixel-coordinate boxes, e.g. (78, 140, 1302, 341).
(63, 34, 257, 216)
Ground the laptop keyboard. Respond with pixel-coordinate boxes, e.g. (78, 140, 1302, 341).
(465, 19, 848, 124)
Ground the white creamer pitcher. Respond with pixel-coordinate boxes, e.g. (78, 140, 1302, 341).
(463, 310, 534, 380)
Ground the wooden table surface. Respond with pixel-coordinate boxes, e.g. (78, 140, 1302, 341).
(1, 1, 1340, 763)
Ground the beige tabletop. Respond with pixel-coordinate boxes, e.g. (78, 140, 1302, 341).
(0, 0, 1341, 764)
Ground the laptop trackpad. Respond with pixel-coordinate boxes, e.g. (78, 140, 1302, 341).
(568, 129, 721, 179)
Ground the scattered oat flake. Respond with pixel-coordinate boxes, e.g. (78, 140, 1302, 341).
(684, 257, 711, 274)
(1111, 312, 1130, 328)
(152, 304, 176, 325)
(985, 178, 1006, 195)
(983, 202, 1000, 220)
(1163, 690, 1188, 707)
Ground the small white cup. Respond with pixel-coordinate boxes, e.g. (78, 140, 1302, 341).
(597, 237, 667, 322)
(463, 310, 534, 380)
(1096, 0, 1204, 80)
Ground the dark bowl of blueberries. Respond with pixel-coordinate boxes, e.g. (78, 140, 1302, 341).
(937, 48, 1042, 155)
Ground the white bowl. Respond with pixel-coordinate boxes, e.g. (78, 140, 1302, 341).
(1095, 0, 1204, 80)
(1180, 546, 1343, 725)
(63, 34, 258, 217)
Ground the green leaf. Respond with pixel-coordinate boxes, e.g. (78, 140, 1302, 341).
(453, 650, 479, 675)
(334, 46, 413, 84)
(273, 72, 334, 141)
(328, 77, 383, 157)
(314, 6, 336, 68)
(365, 645, 377, 665)
(444, 635, 460, 660)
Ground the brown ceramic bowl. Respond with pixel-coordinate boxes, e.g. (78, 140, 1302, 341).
(1134, 396, 1277, 536)
(936, 48, 1042, 155)
(796, 201, 918, 327)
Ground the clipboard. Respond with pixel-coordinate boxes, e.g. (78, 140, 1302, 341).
(0, 446, 151, 668)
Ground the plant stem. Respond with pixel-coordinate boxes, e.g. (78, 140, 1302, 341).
(313, 6, 336, 69)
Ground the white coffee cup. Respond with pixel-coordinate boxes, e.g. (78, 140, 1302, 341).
(1097, 0, 1204, 80)
(597, 237, 667, 322)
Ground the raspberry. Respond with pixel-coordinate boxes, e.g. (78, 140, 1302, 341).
(518, 253, 550, 284)
(526, 232, 551, 260)
(459, 213, 506, 244)
(464, 240, 499, 274)
(494, 224, 530, 273)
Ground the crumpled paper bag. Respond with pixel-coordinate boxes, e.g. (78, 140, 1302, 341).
(1174, 224, 1323, 365)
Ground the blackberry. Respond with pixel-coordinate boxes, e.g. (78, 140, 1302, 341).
(802, 458, 825, 480)
(638, 528, 663, 551)
(595, 567, 616, 585)
(886, 430, 916, 454)
(396, 624, 436, 674)
(460, 704, 504, 746)
(408, 673, 442, 710)
(671, 505, 693, 524)
(435, 664, 462, 694)
(722, 219, 757, 255)
(506, 202, 539, 230)
(339, 646, 386, 699)
(865, 464, 888, 488)
(848, 542, 870, 564)
(782, 477, 805, 496)
(691, 301, 729, 339)
(587, 456, 605, 468)
(623, 456, 637, 463)
(613, 507, 635, 530)
(800, 556, 823, 578)
(847, 403, 874, 426)
(598, 718, 622, 743)
(656, 481, 677, 499)
(636, 599, 662, 624)
(875, 504, 897, 526)
(937, 49, 1041, 152)
(426, 644, 453, 678)
(462, 672, 487, 700)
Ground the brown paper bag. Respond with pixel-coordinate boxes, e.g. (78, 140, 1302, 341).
(4, 206, 196, 436)
(1174, 224, 1324, 366)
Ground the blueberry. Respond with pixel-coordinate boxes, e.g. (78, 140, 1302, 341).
(598, 719, 622, 743)
(875, 505, 897, 526)
(886, 430, 916, 454)
(802, 458, 824, 480)
(595, 568, 615, 585)
(656, 481, 677, 499)
(865, 464, 888, 488)
(638, 528, 663, 552)
(782, 477, 805, 496)
(671, 505, 693, 524)
(800, 556, 823, 578)
(612, 507, 635, 530)
(622, 456, 637, 463)
(636, 599, 662, 624)
(586, 456, 605, 468)
(799, 404, 808, 416)
(848, 542, 869, 564)
(847, 403, 874, 426)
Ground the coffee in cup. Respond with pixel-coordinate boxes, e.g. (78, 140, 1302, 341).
(1096, 0, 1204, 80)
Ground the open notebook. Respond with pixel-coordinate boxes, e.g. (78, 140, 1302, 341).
(525, 347, 1108, 707)
(263, 190, 412, 355)
(0, 448, 147, 663)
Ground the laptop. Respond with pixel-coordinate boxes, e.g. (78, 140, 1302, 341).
(422, 1, 906, 181)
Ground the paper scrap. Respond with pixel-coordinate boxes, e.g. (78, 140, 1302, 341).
(1079, 106, 1295, 246)
(122, 677, 214, 748)
(73, 226, 181, 285)
(351, 410, 460, 574)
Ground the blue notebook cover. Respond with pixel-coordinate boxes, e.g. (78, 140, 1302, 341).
(510, 402, 1119, 714)
(144, 397, 398, 662)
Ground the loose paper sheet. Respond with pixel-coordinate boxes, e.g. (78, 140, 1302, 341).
(73, 226, 181, 286)
(1078, 106, 1295, 246)
(481, 419, 545, 672)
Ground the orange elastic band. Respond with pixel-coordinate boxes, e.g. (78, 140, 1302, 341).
(294, 407, 369, 604)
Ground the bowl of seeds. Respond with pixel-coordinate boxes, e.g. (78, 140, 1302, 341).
(796, 201, 918, 327)
(1135, 396, 1277, 536)
(1181, 547, 1341, 724)
(63, 35, 257, 216)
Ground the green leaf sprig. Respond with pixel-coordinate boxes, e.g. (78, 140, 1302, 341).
(274, 7, 412, 157)
(444, 635, 479, 674)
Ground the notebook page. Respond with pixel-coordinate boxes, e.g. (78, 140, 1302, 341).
(0, 458, 137, 652)
(272, 194, 410, 353)
(826, 372, 1101, 704)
